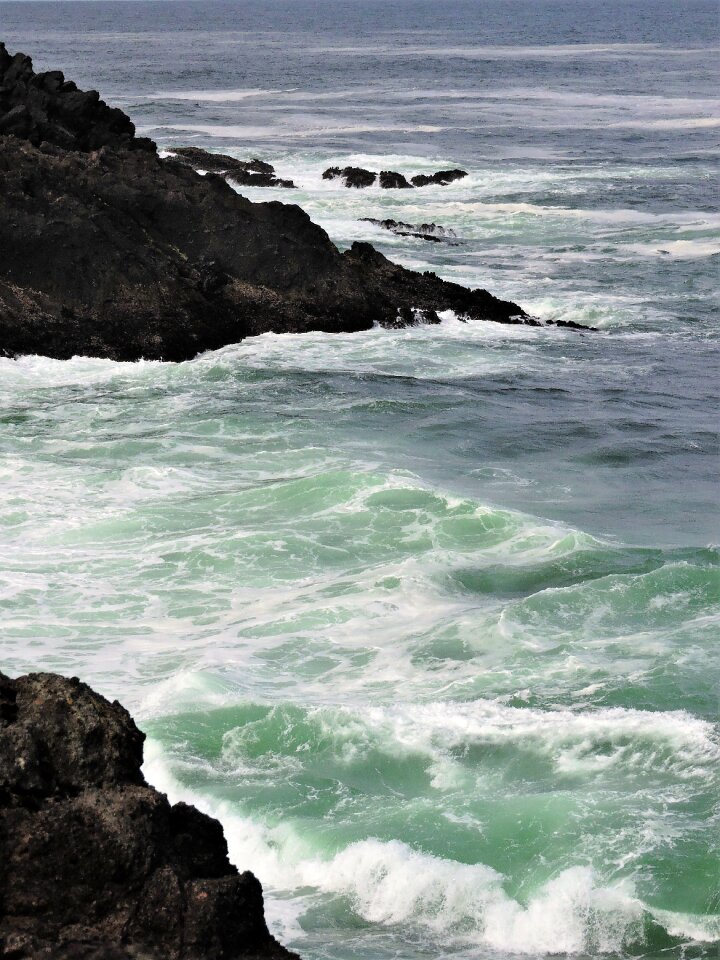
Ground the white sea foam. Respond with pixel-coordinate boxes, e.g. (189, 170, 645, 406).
(610, 117, 720, 130)
(286, 699, 720, 782)
(303, 43, 720, 60)
(147, 87, 294, 102)
(302, 841, 644, 952)
(626, 238, 720, 259)
(160, 122, 447, 140)
(143, 738, 718, 954)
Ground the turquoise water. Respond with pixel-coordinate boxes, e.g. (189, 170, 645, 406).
(1, 0, 719, 956)
(1, 330, 718, 957)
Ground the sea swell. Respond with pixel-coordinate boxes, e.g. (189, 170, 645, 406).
(1, 0, 718, 955)
(2, 338, 718, 958)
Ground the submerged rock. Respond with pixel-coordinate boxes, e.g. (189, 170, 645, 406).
(411, 169, 468, 187)
(0, 670, 299, 960)
(361, 218, 459, 243)
(169, 146, 296, 188)
(546, 318, 598, 331)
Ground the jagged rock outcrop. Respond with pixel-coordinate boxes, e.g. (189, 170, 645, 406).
(322, 166, 469, 189)
(411, 169, 467, 187)
(322, 165, 377, 188)
(378, 170, 413, 189)
(0, 135, 539, 360)
(361, 218, 459, 243)
(0, 44, 154, 153)
(0, 45, 595, 360)
(169, 147, 296, 188)
(0, 671, 299, 960)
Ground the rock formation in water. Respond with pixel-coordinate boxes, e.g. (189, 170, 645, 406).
(0, 44, 595, 361)
(322, 165, 377, 188)
(0, 47, 155, 153)
(378, 170, 413, 189)
(411, 169, 467, 187)
(169, 147, 296, 188)
(361, 218, 459, 243)
(322, 166, 468, 189)
(0, 670, 299, 960)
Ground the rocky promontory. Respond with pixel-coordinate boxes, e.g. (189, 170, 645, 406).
(0, 670, 299, 960)
(0, 44, 594, 361)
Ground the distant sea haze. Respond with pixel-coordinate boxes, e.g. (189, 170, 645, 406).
(1, 1, 719, 959)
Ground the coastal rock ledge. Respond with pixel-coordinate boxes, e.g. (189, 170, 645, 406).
(0, 671, 300, 960)
(0, 44, 595, 362)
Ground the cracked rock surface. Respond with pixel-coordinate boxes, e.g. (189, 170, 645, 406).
(0, 671, 299, 960)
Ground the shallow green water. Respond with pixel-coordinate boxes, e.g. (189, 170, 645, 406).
(1, 327, 718, 958)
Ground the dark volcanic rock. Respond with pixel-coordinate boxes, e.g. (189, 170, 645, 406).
(323, 166, 469, 189)
(378, 170, 413, 189)
(0, 135, 542, 360)
(546, 318, 597, 331)
(411, 169, 468, 187)
(171, 147, 274, 176)
(228, 171, 296, 189)
(0, 43, 154, 153)
(0, 47, 595, 359)
(170, 147, 296, 188)
(0, 671, 299, 960)
(361, 218, 459, 243)
(322, 165, 377, 188)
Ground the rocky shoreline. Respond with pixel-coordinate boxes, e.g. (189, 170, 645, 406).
(0, 670, 298, 960)
(0, 44, 596, 362)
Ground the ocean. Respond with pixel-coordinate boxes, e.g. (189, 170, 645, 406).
(0, 0, 718, 956)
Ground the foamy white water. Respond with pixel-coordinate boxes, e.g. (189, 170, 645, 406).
(2, 0, 719, 957)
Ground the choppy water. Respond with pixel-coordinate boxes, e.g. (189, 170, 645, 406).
(1, 1, 719, 957)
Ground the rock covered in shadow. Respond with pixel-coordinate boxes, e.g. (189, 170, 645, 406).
(411, 169, 467, 187)
(0, 671, 300, 960)
(322, 165, 377, 188)
(169, 146, 296, 188)
(361, 218, 460, 243)
(0, 43, 155, 153)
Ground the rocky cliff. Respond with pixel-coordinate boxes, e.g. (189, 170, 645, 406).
(0, 670, 299, 960)
(0, 44, 591, 363)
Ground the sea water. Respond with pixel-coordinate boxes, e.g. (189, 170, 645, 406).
(0, 1, 718, 956)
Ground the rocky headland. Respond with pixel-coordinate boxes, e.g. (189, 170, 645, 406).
(0, 670, 299, 960)
(0, 44, 594, 362)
